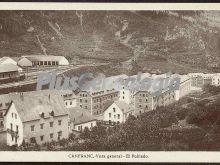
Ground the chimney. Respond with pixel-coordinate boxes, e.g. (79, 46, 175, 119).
(48, 94, 51, 103)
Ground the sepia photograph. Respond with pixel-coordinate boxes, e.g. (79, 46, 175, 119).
(0, 2, 220, 162)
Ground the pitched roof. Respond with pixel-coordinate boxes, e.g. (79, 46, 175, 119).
(114, 101, 134, 114)
(23, 55, 67, 62)
(0, 91, 69, 122)
(0, 57, 10, 64)
(0, 63, 21, 73)
(104, 100, 134, 114)
(69, 107, 97, 125)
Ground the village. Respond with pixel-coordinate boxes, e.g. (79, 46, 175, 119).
(0, 55, 220, 150)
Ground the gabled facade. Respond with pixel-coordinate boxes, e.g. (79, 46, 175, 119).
(0, 102, 23, 147)
(103, 101, 134, 123)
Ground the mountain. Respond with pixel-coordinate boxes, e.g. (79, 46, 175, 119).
(0, 10, 220, 74)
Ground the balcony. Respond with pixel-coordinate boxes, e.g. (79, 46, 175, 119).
(7, 129, 19, 137)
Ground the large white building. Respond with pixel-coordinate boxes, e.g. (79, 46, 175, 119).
(103, 101, 134, 123)
(0, 101, 23, 147)
(0, 91, 70, 145)
(69, 107, 97, 133)
(174, 75, 191, 101)
(18, 55, 69, 67)
(212, 74, 220, 86)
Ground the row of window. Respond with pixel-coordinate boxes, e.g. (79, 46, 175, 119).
(65, 101, 73, 106)
(109, 113, 120, 119)
(79, 93, 88, 97)
(0, 72, 17, 78)
(32, 61, 59, 66)
(11, 113, 18, 119)
(31, 120, 62, 131)
(93, 94, 117, 103)
(138, 104, 148, 108)
(79, 99, 87, 103)
(0, 102, 10, 108)
(30, 131, 62, 143)
(138, 99, 148, 102)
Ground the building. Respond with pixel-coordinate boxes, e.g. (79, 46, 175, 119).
(174, 75, 191, 101)
(63, 92, 78, 108)
(69, 107, 97, 133)
(17, 57, 33, 67)
(188, 73, 216, 88)
(212, 74, 220, 86)
(0, 101, 23, 147)
(134, 89, 176, 115)
(18, 55, 69, 67)
(103, 101, 134, 123)
(77, 89, 119, 116)
(134, 91, 155, 115)
(39, 89, 78, 109)
(0, 64, 24, 84)
(0, 57, 17, 65)
(191, 75, 204, 88)
(0, 91, 70, 145)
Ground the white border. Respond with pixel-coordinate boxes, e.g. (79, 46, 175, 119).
(0, 151, 220, 162)
(0, 2, 220, 162)
(0, 3, 219, 10)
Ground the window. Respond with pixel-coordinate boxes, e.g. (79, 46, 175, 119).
(80, 99, 82, 103)
(70, 101, 72, 105)
(78, 126, 81, 131)
(123, 96, 125, 99)
(12, 113, 13, 118)
(139, 105, 142, 108)
(40, 135, 44, 141)
(16, 125, 18, 133)
(123, 91, 125, 94)
(11, 135, 14, 141)
(58, 120, 62, 126)
(58, 131, 62, 137)
(146, 99, 148, 102)
(50, 133, 53, 139)
(113, 108, 116, 112)
(109, 113, 111, 118)
(145, 105, 148, 108)
(66, 102, 68, 105)
(40, 123, 44, 129)
(0, 112, 3, 118)
(118, 114, 120, 119)
(15, 114, 17, 119)
(85, 100, 87, 103)
(31, 125, 35, 131)
(0, 121, 3, 126)
(30, 137, 36, 143)
(10, 123, 13, 130)
(50, 122, 53, 127)
(114, 115, 116, 119)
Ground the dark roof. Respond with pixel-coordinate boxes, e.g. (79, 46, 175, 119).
(68, 107, 97, 125)
(0, 91, 69, 122)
